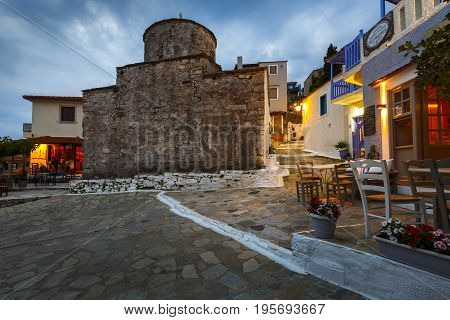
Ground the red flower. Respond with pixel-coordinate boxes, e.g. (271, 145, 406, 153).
(310, 196, 322, 209)
(419, 224, 433, 232)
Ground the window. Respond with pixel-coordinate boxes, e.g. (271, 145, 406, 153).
(320, 94, 327, 116)
(427, 87, 449, 145)
(268, 65, 278, 75)
(60, 106, 76, 122)
(393, 87, 411, 118)
(415, 0, 423, 19)
(269, 86, 278, 100)
(400, 7, 407, 31)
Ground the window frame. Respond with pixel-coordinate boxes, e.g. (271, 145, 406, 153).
(319, 94, 328, 117)
(427, 89, 449, 145)
(269, 86, 279, 100)
(399, 6, 407, 31)
(268, 64, 278, 75)
(59, 105, 76, 123)
(392, 87, 411, 119)
(415, 0, 423, 20)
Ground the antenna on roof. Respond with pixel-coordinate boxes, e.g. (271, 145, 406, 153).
(179, 12, 183, 19)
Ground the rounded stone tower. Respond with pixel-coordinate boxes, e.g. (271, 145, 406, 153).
(143, 19, 217, 62)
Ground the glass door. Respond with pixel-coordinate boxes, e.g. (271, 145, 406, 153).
(425, 87, 450, 159)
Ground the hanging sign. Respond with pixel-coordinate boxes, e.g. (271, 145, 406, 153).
(363, 11, 394, 56)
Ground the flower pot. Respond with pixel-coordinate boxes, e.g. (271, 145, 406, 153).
(375, 236, 450, 279)
(310, 214, 337, 239)
(339, 150, 349, 159)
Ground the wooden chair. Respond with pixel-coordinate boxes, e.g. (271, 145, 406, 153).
(296, 162, 321, 203)
(425, 157, 450, 233)
(0, 175, 12, 197)
(326, 163, 356, 206)
(403, 160, 437, 224)
(350, 159, 427, 238)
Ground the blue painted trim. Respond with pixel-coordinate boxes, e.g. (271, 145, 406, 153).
(380, 0, 386, 18)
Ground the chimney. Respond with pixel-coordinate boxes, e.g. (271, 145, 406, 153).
(237, 56, 243, 69)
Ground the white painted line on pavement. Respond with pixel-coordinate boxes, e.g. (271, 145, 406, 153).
(157, 191, 308, 276)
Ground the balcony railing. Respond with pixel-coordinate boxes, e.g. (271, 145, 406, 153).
(344, 30, 363, 71)
(331, 79, 361, 100)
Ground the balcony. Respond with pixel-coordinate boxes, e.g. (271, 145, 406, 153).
(331, 79, 361, 100)
(344, 31, 363, 71)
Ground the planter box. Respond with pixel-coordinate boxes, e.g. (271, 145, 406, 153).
(375, 236, 450, 279)
(310, 214, 337, 239)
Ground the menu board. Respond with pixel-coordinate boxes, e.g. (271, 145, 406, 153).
(364, 105, 376, 136)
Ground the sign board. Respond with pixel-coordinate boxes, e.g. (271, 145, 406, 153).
(364, 105, 376, 136)
(363, 11, 394, 56)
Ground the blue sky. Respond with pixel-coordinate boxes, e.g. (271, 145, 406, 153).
(0, 0, 392, 138)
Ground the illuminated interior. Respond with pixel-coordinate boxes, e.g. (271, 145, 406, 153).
(30, 143, 83, 173)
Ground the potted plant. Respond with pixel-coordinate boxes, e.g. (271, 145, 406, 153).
(308, 197, 341, 239)
(375, 219, 450, 278)
(334, 140, 349, 159)
(17, 171, 28, 188)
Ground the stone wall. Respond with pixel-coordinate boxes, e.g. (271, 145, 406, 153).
(70, 168, 284, 194)
(83, 19, 269, 179)
(143, 19, 217, 62)
(83, 55, 268, 178)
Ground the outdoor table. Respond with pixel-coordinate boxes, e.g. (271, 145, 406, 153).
(407, 168, 450, 174)
(297, 163, 337, 183)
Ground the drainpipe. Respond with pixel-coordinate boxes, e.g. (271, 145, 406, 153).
(380, 0, 386, 19)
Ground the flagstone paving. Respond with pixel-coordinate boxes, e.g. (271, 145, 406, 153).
(0, 192, 362, 299)
(169, 174, 421, 254)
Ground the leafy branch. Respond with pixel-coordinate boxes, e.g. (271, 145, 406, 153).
(398, 1, 450, 99)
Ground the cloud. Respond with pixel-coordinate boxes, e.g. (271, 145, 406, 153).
(0, 0, 382, 138)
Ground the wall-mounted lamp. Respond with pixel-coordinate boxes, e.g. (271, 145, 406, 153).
(377, 104, 386, 110)
(295, 105, 302, 112)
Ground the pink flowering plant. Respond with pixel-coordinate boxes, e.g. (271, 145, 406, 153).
(378, 219, 450, 255)
(308, 197, 341, 222)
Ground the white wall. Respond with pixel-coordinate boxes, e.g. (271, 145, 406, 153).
(32, 101, 83, 138)
(259, 61, 288, 113)
(303, 82, 348, 158)
(363, 0, 448, 64)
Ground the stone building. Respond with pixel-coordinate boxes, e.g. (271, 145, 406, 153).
(82, 19, 270, 179)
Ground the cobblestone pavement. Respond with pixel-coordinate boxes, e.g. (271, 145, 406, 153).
(170, 176, 419, 254)
(0, 189, 67, 208)
(273, 141, 343, 167)
(0, 193, 361, 299)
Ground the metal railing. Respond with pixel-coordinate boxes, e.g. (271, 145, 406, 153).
(344, 30, 363, 71)
(331, 79, 361, 100)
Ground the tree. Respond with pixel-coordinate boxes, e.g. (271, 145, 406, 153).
(323, 44, 342, 82)
(308, 44, 342, 93)
(0, 137, 38, 174)
(398, 1, 449, 99)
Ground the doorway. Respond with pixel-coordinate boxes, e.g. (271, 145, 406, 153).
(352, 116, 365, 158)
(391, 85, 414, 177)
